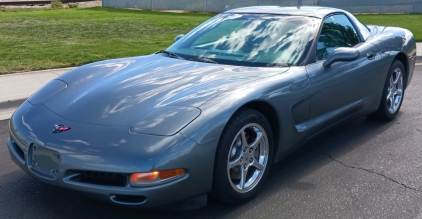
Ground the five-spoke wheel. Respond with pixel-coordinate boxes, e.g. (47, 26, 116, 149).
(212, 109, 273, 204)
(227, 123, 269, 193)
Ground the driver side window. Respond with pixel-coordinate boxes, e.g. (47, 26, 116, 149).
(317, 14, 360, 61)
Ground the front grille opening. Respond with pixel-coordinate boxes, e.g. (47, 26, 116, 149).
(111, 194, 146, 204)
(68, 170, 127, 187)
(10, 137, 25, 162)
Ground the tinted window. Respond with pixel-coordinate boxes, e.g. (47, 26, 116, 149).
(316, 14, 360, 61)
(345, 11, 370, 40)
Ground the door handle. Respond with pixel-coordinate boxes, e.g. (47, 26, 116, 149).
(367, 51, 376, 60)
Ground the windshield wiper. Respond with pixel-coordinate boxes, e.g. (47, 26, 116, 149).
(155, 50, 185, 60)
(196, 57, 217, 64)
(266, 63, 290, 67)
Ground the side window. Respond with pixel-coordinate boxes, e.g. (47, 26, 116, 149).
(317, 14, 360, 61)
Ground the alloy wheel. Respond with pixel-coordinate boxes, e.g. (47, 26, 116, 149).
(227, 123, 269, 193)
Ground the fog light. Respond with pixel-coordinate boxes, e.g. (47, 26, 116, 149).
(130, 169, 186, 187)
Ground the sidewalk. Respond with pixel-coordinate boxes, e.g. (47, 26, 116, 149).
(1, 43, 422, 121)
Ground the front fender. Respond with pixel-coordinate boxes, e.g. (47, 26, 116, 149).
(180, 67, 312, 161)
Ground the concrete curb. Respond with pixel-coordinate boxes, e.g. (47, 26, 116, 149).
(416, 56, 422, 64)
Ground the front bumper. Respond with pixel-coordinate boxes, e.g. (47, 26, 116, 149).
(7, 101, 217, 208)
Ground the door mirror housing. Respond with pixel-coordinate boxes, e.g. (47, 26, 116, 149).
(323, 47, 360, 67)
(174, 34, 185, 42)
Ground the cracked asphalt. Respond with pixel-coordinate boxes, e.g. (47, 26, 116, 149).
(1, 66, 421, 219)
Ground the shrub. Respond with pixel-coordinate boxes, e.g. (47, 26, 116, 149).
(51, 1, 63, 9)
(68, 3, 78, 8)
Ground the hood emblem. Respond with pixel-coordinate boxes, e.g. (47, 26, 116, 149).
(52, 124, 71, 134)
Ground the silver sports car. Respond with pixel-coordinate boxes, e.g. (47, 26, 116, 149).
(7, 6, 416, 209)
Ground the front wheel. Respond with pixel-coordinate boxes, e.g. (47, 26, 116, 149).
(369, 60, 405, 121)
(211, 108, 273, 204)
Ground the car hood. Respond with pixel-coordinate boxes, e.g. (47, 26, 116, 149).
(43, 54, 288, 127)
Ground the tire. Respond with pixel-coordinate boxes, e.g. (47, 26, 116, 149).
(369, 60, 405, 121)
(211, 108, 273, 204)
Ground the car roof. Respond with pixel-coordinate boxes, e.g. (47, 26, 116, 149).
(224, 6, 345, 18)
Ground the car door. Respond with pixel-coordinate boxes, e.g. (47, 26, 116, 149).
(305, 14, 382, 133)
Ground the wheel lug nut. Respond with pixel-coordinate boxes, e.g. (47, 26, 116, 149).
(249, 148, 253, 153)
(249, 158, 253, 163)
(244, 164, 247, 169)
(243, 148, 247, 152)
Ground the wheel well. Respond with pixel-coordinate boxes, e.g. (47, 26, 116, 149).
(241, 101, 280, 162)
(394, 52, 409, 89)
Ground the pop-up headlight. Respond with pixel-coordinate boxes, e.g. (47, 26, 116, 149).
(130, 106, 200, 136)
(27, 79, 67, 105)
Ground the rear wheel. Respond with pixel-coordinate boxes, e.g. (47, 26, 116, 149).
(211, 108, 273, 204)
(369, 60, 405, 121)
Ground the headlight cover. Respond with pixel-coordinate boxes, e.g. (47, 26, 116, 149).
(130, 106, 201, 136)
(27, 79, 67, 105)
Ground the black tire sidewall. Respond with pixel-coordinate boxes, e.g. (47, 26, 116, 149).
(211, 108, 273, 204)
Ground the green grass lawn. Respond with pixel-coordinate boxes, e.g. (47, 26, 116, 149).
(355, 14, 422, 42)
(0, 7, 421, 74)
(0, 7, 212, 73)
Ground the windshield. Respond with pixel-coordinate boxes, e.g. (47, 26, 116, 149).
(167, 13, 320, 67)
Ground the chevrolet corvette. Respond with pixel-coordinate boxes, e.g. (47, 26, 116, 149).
(7, 6, 416, 209)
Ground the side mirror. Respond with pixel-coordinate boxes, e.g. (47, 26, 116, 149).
(174, 34, 185, 42)
(323, 47, 360, 67)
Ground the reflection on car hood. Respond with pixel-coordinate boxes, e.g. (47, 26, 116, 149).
(43, 54, 288, 126)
